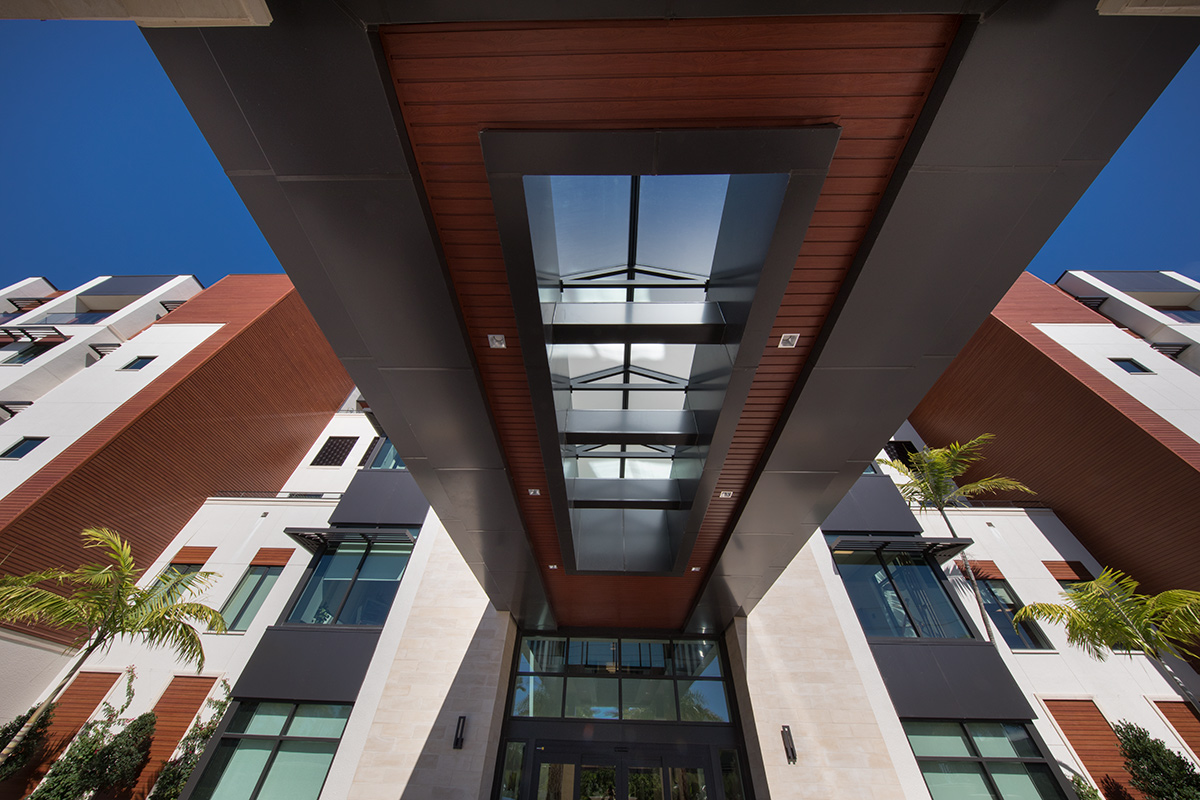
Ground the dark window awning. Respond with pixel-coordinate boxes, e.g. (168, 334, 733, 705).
(826, 535, 972, 564)
(284, 526, 418, 553)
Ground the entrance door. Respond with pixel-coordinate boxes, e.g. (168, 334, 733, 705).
(531, 743, 716, 800)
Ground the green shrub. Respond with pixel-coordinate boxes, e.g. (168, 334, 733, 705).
(1115, 720, 1200, 800)
(1070, 775, 1101, 800)
(84, 711, 156, 791)
(0, 703, 56, 781)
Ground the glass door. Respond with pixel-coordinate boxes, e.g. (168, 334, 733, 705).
(530, 745, 717, 800)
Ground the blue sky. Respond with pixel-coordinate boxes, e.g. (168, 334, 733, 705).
(0, 20, 1196, 292)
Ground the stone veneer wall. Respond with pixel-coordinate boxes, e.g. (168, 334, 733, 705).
(348, 522, 516, 800)
(736, 543, 914, 800)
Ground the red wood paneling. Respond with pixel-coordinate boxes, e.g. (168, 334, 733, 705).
(123, 676, 217, 800)
(912, 273, 1200, 601)
(382, 15, 959, 629)
(0, 276, 354, 644)
(169, 547, 215, 566)
(958, 559, 1003, 580)
(250, 547, 294, 567)
(1044, 561, 1093, 582)
(1156, 701, 1200, 759)
(0, 671, 121, 800)
(1044, 699, 1142, 799)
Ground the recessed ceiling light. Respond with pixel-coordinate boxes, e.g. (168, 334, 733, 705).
(718, 490, 733, 498)
(548, 564, 558, 570)
(488, 334, 507, 349)
(690, 566, 702, 572)
(778, 333, 799, 348)
(528, 488, 541, 496)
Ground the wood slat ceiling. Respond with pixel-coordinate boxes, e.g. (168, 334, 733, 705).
(382, 15, 959, 629)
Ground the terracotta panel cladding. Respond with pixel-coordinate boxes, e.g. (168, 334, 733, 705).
(0, 276, 353, 644)
(383, 16, 958, 628)
(0, 671, 122, 800)
(251, 547, 295, 567)
(1156, 701, 1200, 759)
(1044, 699, 1142, 799)
(170, 546, 216, 565)
(912, 273, 1200, 602)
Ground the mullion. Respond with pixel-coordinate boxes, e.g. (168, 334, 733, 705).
(877, 550, 922, 637)
(228, 568, 270, 630)
(244, 704, 299, 800)
(329, 543, 373, 624)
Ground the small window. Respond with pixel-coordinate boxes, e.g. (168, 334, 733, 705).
(977, 579, 1052, 650)
(3, 342, 56, 365)
(1111, 358, 1152, 374)
(191, 701, 351, 800)
(121, 356, 157, 371)
(310, 436, 358, 467)
(220, 566, 284, 631)
(368, 438, 405, 470)
(0, 437, 46, 459)
(357, 436, 381, 467)
(904, 720, 1067, 799)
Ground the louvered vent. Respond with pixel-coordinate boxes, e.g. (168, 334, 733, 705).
(1151, 342, 1190, 359)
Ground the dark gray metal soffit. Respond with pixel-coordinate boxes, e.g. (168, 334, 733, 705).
(684, 1, 1200, 632)
(142, 0, 556, 628)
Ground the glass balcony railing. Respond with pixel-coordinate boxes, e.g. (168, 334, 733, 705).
(32, 312, 110, 325)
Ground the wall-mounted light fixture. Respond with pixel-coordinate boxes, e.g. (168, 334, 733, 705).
(453, 715, 466, 749)
(781, 725, 797, 765)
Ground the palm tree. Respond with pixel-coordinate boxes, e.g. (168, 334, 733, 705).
(1014, 568, 1200, 706)
(0, 528, 226, 770)
(882, 433, 1033, 643)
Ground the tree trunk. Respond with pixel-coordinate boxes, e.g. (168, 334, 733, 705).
(939, 507, 995, 645)
(0, 637, 102, 769)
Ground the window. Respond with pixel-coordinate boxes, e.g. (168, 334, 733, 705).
(904, 720, 1067, 799)
(220, 566, 284, 631)
(511, 636, 730, 723)
(33, 311, 110, 325)
(287, 540, 414, 625)
(357, 436, 380, 467)
(3, 342, 56, 365)
(367, 438, 405, 470)
(832, 549, 971, 639)
(1157, 307, 1200, 324)
(1110, 358, 1152, 374)
(120, 356, 156, 370)
(0, 437, 46, 459)
(310, 436, 357, 467)
(977, 579, 1051, 650)
(191, 702, 350, 800)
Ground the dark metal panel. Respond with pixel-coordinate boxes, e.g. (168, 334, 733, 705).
(563, 409, 698, 446)
(234, 626, 381, 703)
(820, 474, 923, 535)
(329, 469, 431, 527)
(870, 641, 1035, 720)
(546, 302, 725, 345)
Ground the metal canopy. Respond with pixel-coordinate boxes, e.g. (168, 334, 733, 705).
(143, 1, 1200, 633)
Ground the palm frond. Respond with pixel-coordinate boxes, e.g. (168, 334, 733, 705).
(955, 475, 1034, 499)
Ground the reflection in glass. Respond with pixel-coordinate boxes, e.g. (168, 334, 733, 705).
(622, 679, 676, 721)
(565, 677, 619, 719)
(636, 174, 729, 276)
(537, 763, 577, 800)
(677, 680, 729, 723)
(369, 439, 405, 470)
(580, 764, 617, 800)
(978, 580, 1051, 650)
(285, 704, 351, 738)
(512, 676, 564, 718)
(833, 551, 916, 638)
(521, 638, 568, 672)
(903, 720, 973, 757)
(227, 702, 290, 736)
(920, 762, 997, 799)
(668, 767, 708, 800)
(673, 641, 721, 677)
(288, 542, 411, 625)
(220, 566, 283, 632)
(568, 639, 618, 674)
(255, 740, 338, 800)
(193, 739, 273, 800)
(989, 763, 1067, 799)
(883, 552, 970, 638)
(621, 640, 672, 675)
(337, 544, 410, 625)
(288, 544, 365, 624)
(499, 742, 526, 800)
(720, 751, 745, 800)
(965, 722, 1042, 759)
(628, 766, 664, 800)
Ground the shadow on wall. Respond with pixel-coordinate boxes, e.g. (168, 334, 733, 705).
(398, 605, 511, 800)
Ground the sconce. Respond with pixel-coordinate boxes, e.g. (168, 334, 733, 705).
(781, 725, 797, 765)
(453, 715, 466, 750)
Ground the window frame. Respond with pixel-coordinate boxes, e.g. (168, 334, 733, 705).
(2, 341, 57, 365)
(282, 537, 417, 627)
(0, 437, 47, 459)
(187, 701, 351, 800)
(976, 578, 1053, 651)
(903, 719, 1069, 800)
(1110, 357, 1153, 374)
(120, 355, 157, 371)
(830, 546, 974, 641)
(218, 565, 285, 632)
